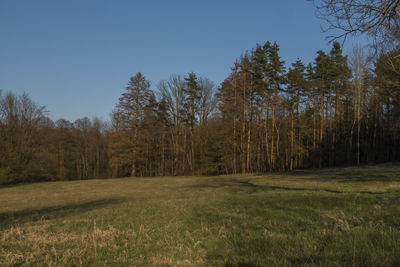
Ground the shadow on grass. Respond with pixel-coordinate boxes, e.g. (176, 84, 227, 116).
(188, 178, 386, 195)
(225, 263, 256, 267)
(284, 163, 400, 183)
(0, 197, 127, 230)
(188, 178, 342, 193)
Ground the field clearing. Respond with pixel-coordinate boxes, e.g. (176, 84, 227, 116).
(1, 164, 400, 266)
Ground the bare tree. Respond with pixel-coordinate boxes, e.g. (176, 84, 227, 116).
(311, 0, 400, 45)
(157, 75, 186, 175)
(197, 77, 217, 124)
(0, 91, 46, 182)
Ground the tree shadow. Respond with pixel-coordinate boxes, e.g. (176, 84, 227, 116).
(0, 197, 127, 230)
(187, 177, 387, 195)
(224, 262, 256, 267)
(188, 178, 342, 193)
(313, 172, 398, 183)
(273, 165, 400, 183)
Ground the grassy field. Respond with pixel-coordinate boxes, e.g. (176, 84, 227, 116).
(1, 164, 400, 266)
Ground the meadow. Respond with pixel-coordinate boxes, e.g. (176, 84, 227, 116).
(1, 163, 400, 266)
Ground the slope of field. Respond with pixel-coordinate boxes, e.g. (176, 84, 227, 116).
(1, 164, 400, 266)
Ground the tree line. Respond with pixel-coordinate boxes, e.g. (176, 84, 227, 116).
(0, 41, 399, 184)
(217, 42, 399, 173)
(0, 92, 110, 184)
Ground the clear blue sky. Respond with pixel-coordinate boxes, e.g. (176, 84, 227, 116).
(0, 0, 362, 122)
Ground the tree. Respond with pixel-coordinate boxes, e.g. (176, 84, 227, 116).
(217, 71, 239, 173)
(349, 45, 369, 165)
(196, 77, 217, 173)
(157, 75, 186, 175)
(252, 43, 272, 171)
(266, 42, 286, 170)
(197, 77, 217, 125)
(311, 0, 400, 44)
(374, 48, 400, 161)
(286, 59, 306, 170)
(311, 0, 400, 75)
(110, 72, 153, 177)
(0, 91, 47, 183)
(184, 73, 201, 175)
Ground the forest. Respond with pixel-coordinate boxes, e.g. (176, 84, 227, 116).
(1, 40, 399, 184)
(2, 0, 400, 265)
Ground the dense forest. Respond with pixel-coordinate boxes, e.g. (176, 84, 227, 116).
(1, 40, 399, 184)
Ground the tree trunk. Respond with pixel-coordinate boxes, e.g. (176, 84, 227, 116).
(319, 88, 324, 168)
(191, 127, 195, 175)
(246, 87, 253, 172)
(241, 73, 246, 174)
(265, 102, 270, 171)
(233, 77, 238, 174)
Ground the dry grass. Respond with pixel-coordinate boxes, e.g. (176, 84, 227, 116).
(1, 163, 400, 266)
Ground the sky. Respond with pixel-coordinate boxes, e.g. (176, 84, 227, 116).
(0, 0, 364, 122)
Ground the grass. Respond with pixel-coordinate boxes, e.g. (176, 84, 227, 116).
(1, 163, 400, 266)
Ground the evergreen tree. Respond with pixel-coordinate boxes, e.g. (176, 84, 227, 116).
(286, 59, 306, 169)
(110, 72, 153, 177)
(183, 72, 201, 175)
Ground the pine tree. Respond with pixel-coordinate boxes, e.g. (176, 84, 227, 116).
(183, 72, 201, 175)
(110, 72, 153, 177)
(286, 59, 306, 170)
(266, 42, 285, 170)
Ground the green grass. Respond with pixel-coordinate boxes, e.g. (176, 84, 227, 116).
(1, 163, 400, 266)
